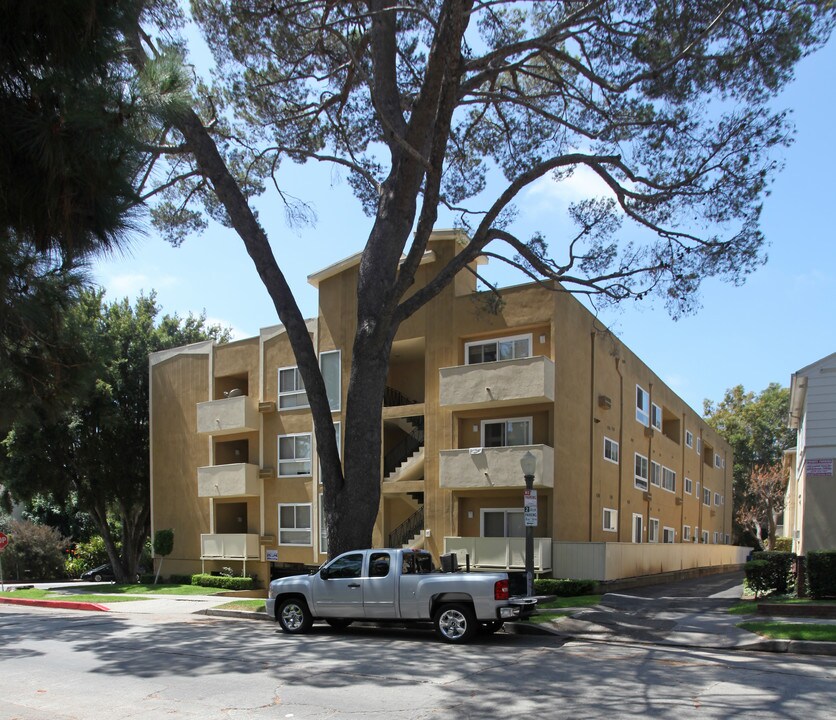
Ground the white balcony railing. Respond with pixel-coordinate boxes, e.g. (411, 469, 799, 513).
(439, 356, 554, 410)
(443, 536, 553, 572)
(197, 463, 260, 498)
(196, 395, 259, 435)
(200, 533, 260, 560)
(439, 444, 554, 489)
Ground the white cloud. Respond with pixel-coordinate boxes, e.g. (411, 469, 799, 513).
(101, 272, 178, 300)
(205, 316, 252, 341)
(526, 164, 615, 207)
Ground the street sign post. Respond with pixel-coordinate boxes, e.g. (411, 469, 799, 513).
(0, 531, 7, 591)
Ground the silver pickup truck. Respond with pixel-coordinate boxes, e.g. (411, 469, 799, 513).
(266, 548, 536, 643)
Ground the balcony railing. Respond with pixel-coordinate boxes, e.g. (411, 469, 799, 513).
(439, 444, 554, 489)
(443, 536, 552, 572)
(439, 356, 554, 410)
(196, 395, 259, 435)
(197, 463, 260, 498)
(200, 533, 260, 560)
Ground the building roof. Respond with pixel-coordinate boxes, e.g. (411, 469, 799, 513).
(788, 351, 836, 429)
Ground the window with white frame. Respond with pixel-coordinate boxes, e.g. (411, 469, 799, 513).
(703, 487, 711, 506)
(603, 508, 618, 532)
(713, 531, 719, 545)
(683, 525, 691, 542)
(714, 492, 721, 506)
(702, 530, 709, 544)
(636, 385, 650, 426)
(720, 494, 724, 506)
(319, 350, 341, 411)
(651, 460, 661, 487)
(651, 403, 662, 431)
(279, 503, 312, 545)
(663, 526, 675, 543)
(685, 430, 693, 448)
(466, 334, 531, 365)
(278, 366, 308, 409)
(696, 481, 700, 496)
(604, 437, 619, 464)
(662, 467, 676, 493)
(481, 508, 525, 537)
(725, 533, 730, 544)
(632, 513, 643, 543)
(634, 453, 649, 491)
(318, 494, 327, 555)
(714, 453, 722, 468)
(696, 437, 701, 454)
(685, 476, 693, 495)
(278, 433, 312, 476)
(648, 517, 659, 543)
(694, 526, 699, 543)
(482, 417, 532, 447)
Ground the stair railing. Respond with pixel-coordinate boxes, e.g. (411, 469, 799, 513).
(388, 506, 425, 549)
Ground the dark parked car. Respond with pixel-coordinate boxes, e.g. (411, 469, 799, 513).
(80, 564, 145, 582)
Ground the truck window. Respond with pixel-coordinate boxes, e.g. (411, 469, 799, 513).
(402, 552, 434, 575)
(326, 553, 363, 579)
(368, 552, 390, 578)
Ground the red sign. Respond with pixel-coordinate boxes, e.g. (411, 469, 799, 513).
(0, 532, 7, 551)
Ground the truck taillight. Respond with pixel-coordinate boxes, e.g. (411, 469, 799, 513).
(494, 579, 509, 600)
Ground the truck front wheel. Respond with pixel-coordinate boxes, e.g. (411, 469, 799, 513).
(433, 603, 477, 643)
(277, 598, 313, 634)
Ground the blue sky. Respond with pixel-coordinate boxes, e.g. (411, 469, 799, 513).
(92, 35, 836, 416)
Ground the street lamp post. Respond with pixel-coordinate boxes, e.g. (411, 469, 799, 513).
(520, 451, 537, 597)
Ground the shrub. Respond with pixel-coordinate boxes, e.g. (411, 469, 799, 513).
(0, 518, 68, 580)
(534, 578, 597, 596)
(191, 573, 254, 591)
(64, 535, 109, 578)
(773, 537, 793, 552)
(745, 560, 771, 599)
(806, 551, 836, 599)
(168, 574, 192, 585)
(751, 551, 794, 595)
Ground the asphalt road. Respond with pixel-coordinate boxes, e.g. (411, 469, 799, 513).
(1, 606, 834, 719)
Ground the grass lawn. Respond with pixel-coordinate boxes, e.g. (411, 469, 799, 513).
(738, 621, 836, 642)
(216, 599, 267, 612)
(729, 596, 836, 615)
(0, 588, 148, 604)
(88, 583, 233, 596)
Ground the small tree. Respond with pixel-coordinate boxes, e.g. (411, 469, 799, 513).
(736, 463, 788, 551)
(152, 528, 174, 584)
(0, 517, 68, 580)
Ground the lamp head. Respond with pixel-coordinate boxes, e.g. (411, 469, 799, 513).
(520, 450, 536, 477)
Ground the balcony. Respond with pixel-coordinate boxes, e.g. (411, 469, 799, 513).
(197, 463, 260, 498)
(439, 356, 554, 410)
(443, 536, 552, 572)
(200, 533, 260, 560)
(196, 395, 258, 436)
(439, 444, 554, 489)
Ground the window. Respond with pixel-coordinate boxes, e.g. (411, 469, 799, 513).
(714, 453, 722, 468)
(685, 476, 693, 495)
(604, 437, 619, 464)
(603, 508, 618, 532)
(319, 350, 341, 411)
(685, 430, 693, 448)
(696, 481, 700, 496)
(702, 530, 709, 545)
(663, 527, 675, 543)
(683, 525, 691, 542)
(636, 385, 650, 426)
(634, 453, 649, 491)
(720, 494, 725, 506)
(632, 513, 643, 543)
(696, 437, 701, 454)
(662, 467, 676, 493)
(279, 503, 312, 545)
(481, 417, 532, 447)
(369, 552, 391, 578)
(651, 460, 661, 487)
(278, 366, 308, 409)
(713, 531, 719, 545)
(466, 334, 531, 364)
(703, 487, 711, 506)
(481, 508, 525, 537)
(725, 533, 730, 545)
(318, 494, 327, 555)
(714, 492, 721, 506)
(325, 552, 363, 578)
(278, 433, 312, 476)
(651, 403, 662, 431)
(694, 526, 699, 542)
(648, 517, 659, 543)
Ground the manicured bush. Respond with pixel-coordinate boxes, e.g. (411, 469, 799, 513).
(745, 559, 771, 599)
(806, 551, 836, 599)
(773, 537, 793, 552)
(751, 551, 794, 595)
(191, 573, 254, 591)
(534, 578, 597, 596)
(168, 574, 192, 585)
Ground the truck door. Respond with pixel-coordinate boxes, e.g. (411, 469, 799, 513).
(362, 551, 397, 619)
(311, 552, 365, 617)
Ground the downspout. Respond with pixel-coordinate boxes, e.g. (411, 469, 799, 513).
(588, 332, 596, 541)
(680, 412, 686, 542)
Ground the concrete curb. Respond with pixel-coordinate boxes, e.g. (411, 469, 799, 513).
(203, 608, 270, 621)
(0, 597, 109, 612)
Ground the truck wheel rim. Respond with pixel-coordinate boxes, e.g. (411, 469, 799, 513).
(282, 604, 303, 629)
(439, 609, 467, 639)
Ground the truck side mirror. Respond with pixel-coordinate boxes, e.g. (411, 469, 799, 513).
(319, 567, 330, 580)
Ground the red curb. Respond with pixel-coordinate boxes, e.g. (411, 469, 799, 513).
(0, 597, 109, 612)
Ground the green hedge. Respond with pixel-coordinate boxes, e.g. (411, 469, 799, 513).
(745, 560, 771, 599)
(773, 537, 793, 552)
(806, 551, 836, 599)
(751, 551, 794, 595)
(191, 574, 254, 591)
(534, 578, 597, 596)
(168, 574, 193, 585)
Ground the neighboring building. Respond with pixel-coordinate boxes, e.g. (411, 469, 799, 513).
(149, 231, 740, 584)
(785, 352, 836, 555)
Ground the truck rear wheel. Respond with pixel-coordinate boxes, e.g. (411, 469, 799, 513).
(433, 603, 477, 643)
(277, 597, 313, 634)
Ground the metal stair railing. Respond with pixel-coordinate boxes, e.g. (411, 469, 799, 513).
(383, 424, 424, 479)
(388, 506, 425, 549)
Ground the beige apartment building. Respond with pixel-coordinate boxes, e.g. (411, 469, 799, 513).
(149, 231, 742, 584)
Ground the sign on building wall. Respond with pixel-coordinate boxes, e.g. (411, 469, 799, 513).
(807, 459, 834, 477)
(266, 549, 279, 562)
